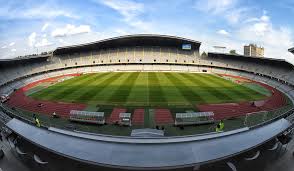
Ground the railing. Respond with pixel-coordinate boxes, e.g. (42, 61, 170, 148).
(1, 102, 293, 138)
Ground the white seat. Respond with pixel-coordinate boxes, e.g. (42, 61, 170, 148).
(16, 146, 26, 155)
(268, 142, 279, 151)
(227, 162, 237, 171)
(244, 150, 260, 161)
(33, 154, 48, 164)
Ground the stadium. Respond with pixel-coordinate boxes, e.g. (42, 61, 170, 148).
(0, 34, 294, 171)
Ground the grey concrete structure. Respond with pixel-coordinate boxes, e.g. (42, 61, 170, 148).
(0, 35, 293, 170)
(5, 118, 292, 170)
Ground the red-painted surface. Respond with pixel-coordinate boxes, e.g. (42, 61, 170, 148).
(7, 74, 287, 121)
(155, 109, 174, 124)
(7, 74, 86, 117)
(107, 108, 127, 123)
(132, 109, 145, 125)
(198, 75, 287, 120)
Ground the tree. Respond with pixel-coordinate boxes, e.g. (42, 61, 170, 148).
(201, 52, 208, 58)
(229, 50, 238, 55)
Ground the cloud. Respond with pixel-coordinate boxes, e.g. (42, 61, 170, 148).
(224, 8, 248, 24)
(233, 13, 293, 62)
(99, 0, 151, 31)
(0, 3, 78, 20)
(239, 14, 272, 37)
(194, 0, 237, 14)
(194, 0, 248, 24)
(114, 29, 129, 35)
(11, 49, 16, 52)
(35, 38, 54, 47)
(100, 0, 144, 20)
(41, 23, 50, 32)
(193, 1, 293, 62)
(23, 7, 78, 19)
(217, 29, 230, 36)
(195, 11, 293, 63)
(1, 42, 15, 49)
(28, 32, 37, 47)
(27, 32, 53, 47)
(245, 11, 269, 23)
(58, 39, 65, 43)
(51, 24, 91, 37)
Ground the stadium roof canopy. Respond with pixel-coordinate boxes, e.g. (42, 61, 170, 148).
(53, 34, 201, 55)
(208, 52, 293, 68)
(289, 47, 294, 54)
(0, 54, 50, 66)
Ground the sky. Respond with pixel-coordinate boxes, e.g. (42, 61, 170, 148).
(0, 0, 294, 64)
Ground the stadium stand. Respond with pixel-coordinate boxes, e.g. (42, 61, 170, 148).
(0, 35, 293, 171)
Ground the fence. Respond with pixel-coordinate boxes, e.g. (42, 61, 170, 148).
(0, 102, 293, 136)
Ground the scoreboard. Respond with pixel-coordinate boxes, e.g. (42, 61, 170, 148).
(182, 44, 192, 50)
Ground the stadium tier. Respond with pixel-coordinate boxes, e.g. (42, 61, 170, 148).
(0, 34, 294, 171)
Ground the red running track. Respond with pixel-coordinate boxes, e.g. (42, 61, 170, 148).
(132, 109, 145, 125)
(22, 74, 81, 91)
(155, 109, 174, 124)
(198, 75, 287, 120)
(219, 74, 252, 82)
(6, 74, 86, 117)
(107, 108, 127, 124)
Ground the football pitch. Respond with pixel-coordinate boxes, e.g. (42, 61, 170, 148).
(29, 72, 267, 107)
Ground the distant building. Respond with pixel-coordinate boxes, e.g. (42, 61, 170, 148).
(244, 44, 264, 57)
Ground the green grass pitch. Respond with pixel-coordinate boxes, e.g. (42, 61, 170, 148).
(29, 72, 267, 107)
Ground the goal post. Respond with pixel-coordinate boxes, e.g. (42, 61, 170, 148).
(244, 111, 268, 127)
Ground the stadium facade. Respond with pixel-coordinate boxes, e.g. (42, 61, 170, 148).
(0, 34, 294, 171)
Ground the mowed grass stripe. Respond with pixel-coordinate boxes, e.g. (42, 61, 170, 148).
(148, 72, 166, 104)
(126, 72, 149, 105)
(88, 72, 132, 103)
(207, 75, 265, 98)
(50, 74, 95, 88)
(165, 73, 206, 104)
(189, 74, 237, 100)
(197, 74, 248, 100)
(56, 73, 114, 102)
(30, 74, 93, 99)
(49, 73, 105, 100)
(173, 73, 221, 102)
(57, 73, 110, 101)
(75, 72, 124, 103)
(159, 73, 189, 104)
(29, 72, 269, 107)
(199, 74, 259, 100)
(180, 73, 233, 101)
(107, 72, 140, 103)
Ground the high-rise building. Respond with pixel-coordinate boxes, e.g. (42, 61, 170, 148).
(244, 44, 264, 57)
